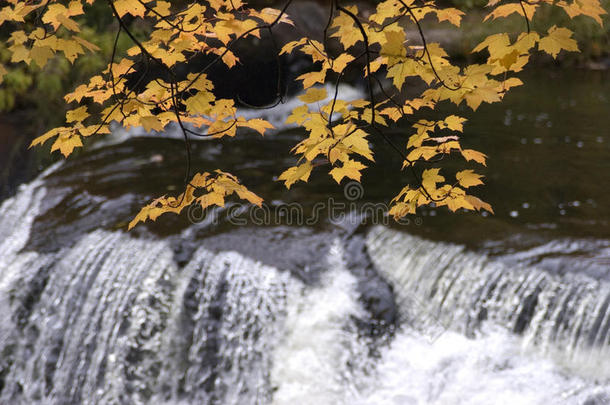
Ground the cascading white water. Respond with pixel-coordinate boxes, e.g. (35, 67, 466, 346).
(352, 325, 610, 405)
(365, 225, 610, 379)
(270, 241, 373, 405)
(0, 181, 372, 404)
(0, 179, 609, 404)
(0, 229, 301, 403)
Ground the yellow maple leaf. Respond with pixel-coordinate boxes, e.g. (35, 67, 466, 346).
(421, 168, 445, 192)
(114, 0, 147, 18)
(329, 159, 367, 183)
(330, 53, 355, 73)
(140, 116, 165, 132)
(278, 162, 314, 189)
(237, 118, 274, 135)
(30, 45, 54, 68)
(56, 39, 84, 63)
(446, 194, 475, 212)
(464, 84, 501, 110)
(298, 87, 328, 103)
(30, 127, 65, 148)
(464, 195, 494, 214)
(558, 0, 607, 25)
(389, 201, 416, 218)
(66, 106, 89, 123)
(484, 3, 537, 20)
(500, 77, 524, 92)
(456, 169, 484, 188)
(472, 33, 510, 57)
(9, 44, 30, 64)
(380, 30, 407, 65)
(406, 146, 440, 164)
(185, 92, 214, 115)
(442, 115, 467, 132)
(57, 14, 80, 32)
(539, 26, 579, 58)
(461, 149, 488, 166)
(386, 61, 413, 89)
(297, 70, 327, 89)
(339, 129, 374, 162)
(330, 6, 361, 49)
(78, 124, 110, 137)
(252, 7, 294, 25)
(434, 8, 464, 26)
(51, 133, 83, 157)
(129, 171, 262, 229)
(286, 105, 310, 125)
(370, 0, 403, 24)
(513, 32, 540, 54)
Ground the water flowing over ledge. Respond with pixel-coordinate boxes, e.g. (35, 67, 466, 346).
(366, 226, 610, 380)
(0, 173, 609, 404)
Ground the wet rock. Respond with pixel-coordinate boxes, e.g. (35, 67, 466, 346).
(583, 393, 610, 405)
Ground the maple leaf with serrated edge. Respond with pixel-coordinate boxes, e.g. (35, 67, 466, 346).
(278, 162, 314, 189)
(330, 6, 361, 49)
(539, 26, 579, 58)
(330, 159, 367, 183)
(456, 170, 484, 188)
(299, 87, 327, 103)
(461, 149, 488, 166)
(237, 118, 274, 135)
(421, 168, 445, 193)
(140, 116, 165, 132)
(442, 115, 467, 131)
(465, 195, 494, 214)
(51, 133, 83, 157)
(129, 171, 262, 230)
(484, 3, 537, 21)
(66, 106, 89, 123)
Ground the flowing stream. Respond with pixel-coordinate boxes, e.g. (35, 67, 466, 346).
(0, 169, 609, 404)
(0, 69, 609, 404)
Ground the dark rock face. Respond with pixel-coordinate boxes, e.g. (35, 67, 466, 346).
(583, 393, 610, 405)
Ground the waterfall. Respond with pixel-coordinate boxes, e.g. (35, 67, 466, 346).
(0, 181, 375, 404)
(0, 228, 302, 403)
(1, 177, 609, 404)
(366, 225, 610, 378)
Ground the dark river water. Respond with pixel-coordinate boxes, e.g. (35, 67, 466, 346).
(0, 68, 608, 404)
(36, 68, 605, 275)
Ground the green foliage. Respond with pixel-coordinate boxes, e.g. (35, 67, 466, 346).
(0, 19, 132, 127)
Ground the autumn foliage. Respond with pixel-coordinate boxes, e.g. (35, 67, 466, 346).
(1, 0, 605, 229)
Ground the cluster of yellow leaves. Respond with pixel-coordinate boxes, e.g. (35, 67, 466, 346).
(278, 0, 604, 219)
(277, 86, 375, 187)
(1, 0, 285, 227)
(389, 168, 492, 218)
(2, 0, 605, 227)
(404, 116, 485, 166)
(2, 0, 99, 69)
(485, 0, 606, 25)
(388, 114, 493, 218)
(128, 170, 263, 229)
